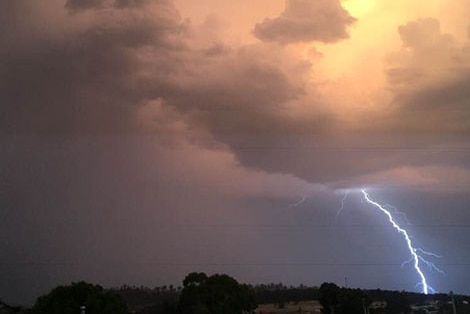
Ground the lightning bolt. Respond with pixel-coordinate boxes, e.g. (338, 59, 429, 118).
(383, 203, 411, 225)
(289, 196, 307, 208)
(335, 192, 349, 221)
(361, 189, 442, 294)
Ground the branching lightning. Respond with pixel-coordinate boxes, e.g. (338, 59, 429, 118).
(334, 188, 443, 294)
(402, 249, 445, 275)
(361, 189, 443, 294)
(383, 204, 411, 225)
(292, 186, 443, 293)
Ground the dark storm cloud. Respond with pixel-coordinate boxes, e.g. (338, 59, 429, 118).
(0, 1, 467, 186)
(394, 73, 470, 129)
(66, 0, 106, 11)
(1, 0, 464, 185)
(114, 0, 153, 8)
(0, 0, 330, 138)
(0, 0, 186, 134)
(398, 18, 454, 49)
(0, 0, 337, 185)
(66, 0, 154, 11)
(166, 49, 326, 135)
(385, 18, 470, 132)
(253, 0, 355, 44)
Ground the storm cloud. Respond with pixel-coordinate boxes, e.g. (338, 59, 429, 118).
(386, 18, 470, 132)
(1, 1, 470, 211)
(253, 0, 355, 44)
(0, 0, 186, 134)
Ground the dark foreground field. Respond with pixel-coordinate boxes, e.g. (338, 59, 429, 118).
(255, 300, 322, 313)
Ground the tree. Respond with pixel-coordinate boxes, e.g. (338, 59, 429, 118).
(337, 288, 370, 314)
(32, 281, 128, 314)
(319, 283, 340, 314)
(179, 272, 256, 314)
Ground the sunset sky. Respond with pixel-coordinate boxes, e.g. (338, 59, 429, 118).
(1, 0, 470, 304)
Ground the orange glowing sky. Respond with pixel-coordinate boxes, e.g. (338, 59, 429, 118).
(175, 0, 470, 131)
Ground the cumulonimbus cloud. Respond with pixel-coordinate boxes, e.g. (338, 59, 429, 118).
(0, 0, 187, 134)
(253, 0, 355, 44)
(1, 1, 469, 190)
(385, 18, 470, 133)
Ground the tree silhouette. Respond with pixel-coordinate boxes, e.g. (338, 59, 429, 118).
(31, 282, 128, 314)
(179, 272, 256, 314)
(319, 283, 340, 314)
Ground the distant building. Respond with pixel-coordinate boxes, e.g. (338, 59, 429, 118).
(369, 300, 387, 310)
(410, 300, 439, 314)
(368, 300, 387, 314)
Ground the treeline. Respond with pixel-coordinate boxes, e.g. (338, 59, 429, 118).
(112, 282, 321, 313)
(113, 282, 467, 314)
(253, 283, 320, 305)
(112, 285, 180, 313)
(1, 275, 468, 314)
(0, 282, 128, 314)
(0, 273, 256, 314)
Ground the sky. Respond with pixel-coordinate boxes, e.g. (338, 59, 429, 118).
(1, 0, 470, 305)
